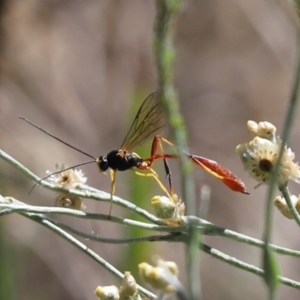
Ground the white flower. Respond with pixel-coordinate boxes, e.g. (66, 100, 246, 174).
(46, 166, 87, 189)
(236, 136, 300, 186)
(47, 166, 87, 210)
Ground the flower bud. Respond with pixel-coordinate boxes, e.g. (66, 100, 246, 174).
(247, 120, 259, 136)
(95, 285, 119, 300)
(247, 121, 277, 142)
(151, 194, 185, 222)
(256, 121, 277, 142)
(274, 195, 300, 219)
(151, 195, 176, 219)
(54, 193, 85, 210)
(138, 259, 179, 294)
(119, 272, 138, 299)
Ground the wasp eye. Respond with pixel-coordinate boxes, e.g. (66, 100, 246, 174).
(98, 156, 108, 172)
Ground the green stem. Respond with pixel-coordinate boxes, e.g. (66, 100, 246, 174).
(262, 22, 300, 299)
(154, 1, 199, 299)
(280, 185, 300, 226)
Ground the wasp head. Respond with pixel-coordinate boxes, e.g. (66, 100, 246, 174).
(97, 156, 109, 172)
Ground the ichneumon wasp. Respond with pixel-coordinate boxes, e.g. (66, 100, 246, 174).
(21, 92, 249, 216)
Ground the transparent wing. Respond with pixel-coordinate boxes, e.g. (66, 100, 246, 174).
(120, 92, 165, 152)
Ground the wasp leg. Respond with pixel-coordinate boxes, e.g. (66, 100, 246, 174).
(134, 169, 174, 203)
(108, 169, 117, 217)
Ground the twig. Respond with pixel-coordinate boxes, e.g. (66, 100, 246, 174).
(199, 243, 300, 290)
(22, 213, 156, 299)
(154, 1, 198, 299)
(0, 148, 167, 224)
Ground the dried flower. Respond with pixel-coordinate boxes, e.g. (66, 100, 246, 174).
(138, 259, 179, 293)
(95, 285, 119, 300)
(47, 166, 87, 210)
(274, 195, 300, 219)
(151, 193, 185, 221)
(236, 136, 300, 186)
(54, 193, 86, 210)
(47, 166, 87, 189)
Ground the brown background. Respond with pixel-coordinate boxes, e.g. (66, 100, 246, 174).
(0, 0, 300, 299)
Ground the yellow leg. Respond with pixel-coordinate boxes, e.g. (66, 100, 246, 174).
(158, 136, 175, 149)
(109, 169, 117, 217)
(134, 168, 174, 203)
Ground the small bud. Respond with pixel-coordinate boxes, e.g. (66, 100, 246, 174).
(151, 195, 175, 219)
(274, 195, 300, 219)
(247, 121, 277, 142)
(119, 272, 138, 299)
(138, 259, 179, 294)
(256, 121, 277, 142)
(54, 193, 85, 210)
(247, 120, 259, 136)
(95, 285, 119, 300)
(151, 194, 185, 222)
(157, 260, 178, 276)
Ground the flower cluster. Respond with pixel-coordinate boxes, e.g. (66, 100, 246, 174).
(95, 272, 139, 300)
(236, 121, 300, 187)
(47, 165, 87, 210)
(94, 258, 180, 299)
(138, 258, 179, 294)
(237, 121, 300, 220)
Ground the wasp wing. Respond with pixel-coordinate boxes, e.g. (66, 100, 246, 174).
(120, 92, 165, 152)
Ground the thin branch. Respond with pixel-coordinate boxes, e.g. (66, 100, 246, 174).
(2, 195, 300, 291)
(0, 200, 180, 233)
(0, 148, 167, 224)
(199, 243, 300, 290)
(3, 152, 300, 293)
(3, 196, 300, 259)
(185, 216, 300, 258)
(20, 211, 157, 299)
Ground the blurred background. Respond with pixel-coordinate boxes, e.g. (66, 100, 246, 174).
(0, 0, 300, 299)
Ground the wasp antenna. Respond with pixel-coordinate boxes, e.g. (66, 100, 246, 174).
(20, 117, 96, 160)
(29, 160, 96, 194)
(28, 182, 39, 195)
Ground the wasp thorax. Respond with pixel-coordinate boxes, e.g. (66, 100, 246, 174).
(98, 156, 109, 172)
